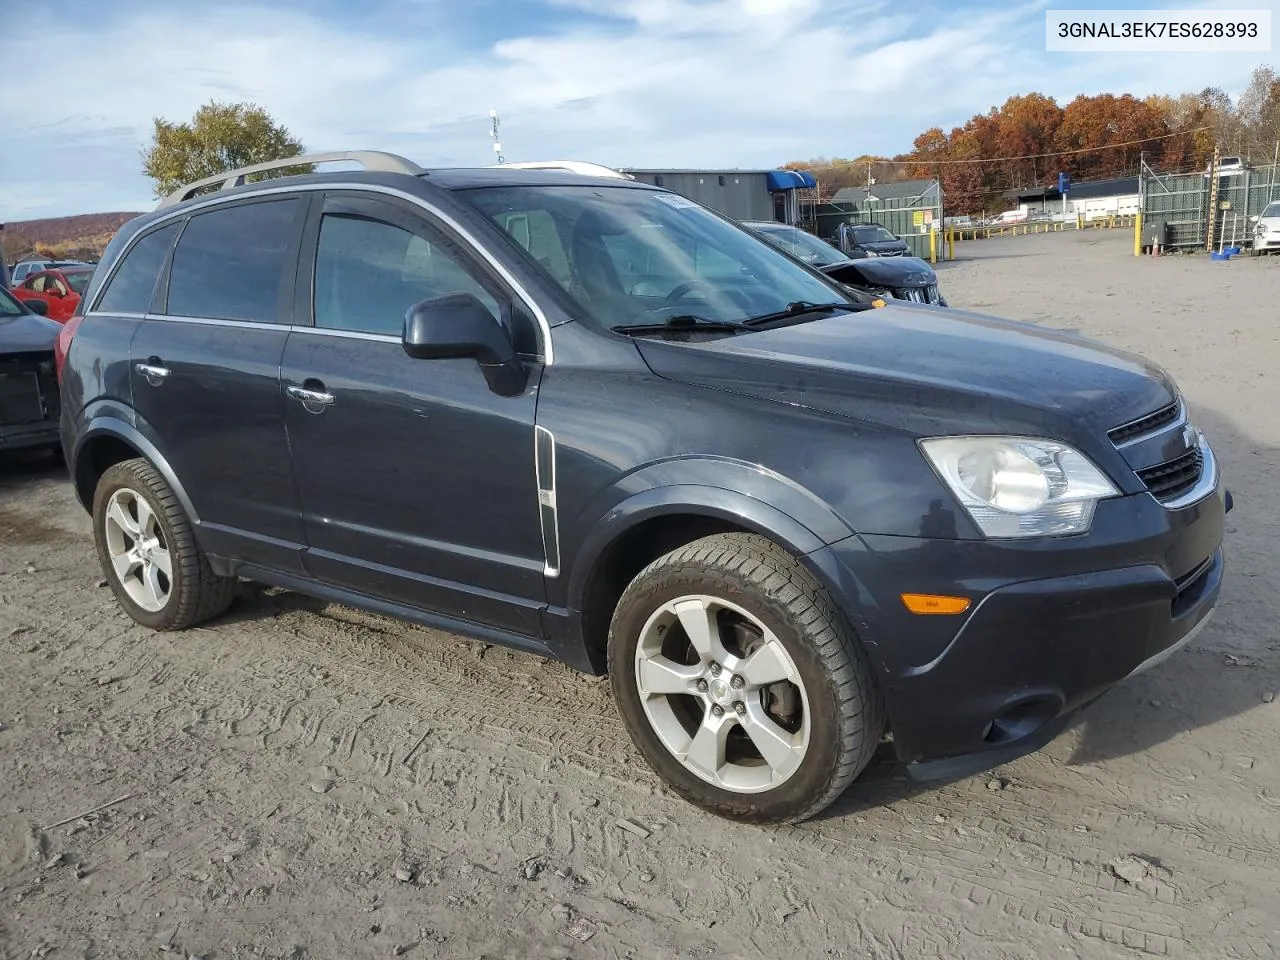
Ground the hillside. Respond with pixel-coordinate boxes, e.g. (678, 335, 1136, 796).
(3, 212, 142, 262)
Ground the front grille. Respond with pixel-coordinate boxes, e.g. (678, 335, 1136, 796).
(0, 371, 45, 426)
(1136, 448, 1203, 502)
(1107, 401, 1180, 445)
(1172, 553, 1216, 618)
(893, 284, 940, 304)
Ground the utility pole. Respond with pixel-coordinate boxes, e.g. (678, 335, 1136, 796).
(1269, 139, 1279, 205)
(489, 109, 505, 164)
(1206, 143, 1221, 252)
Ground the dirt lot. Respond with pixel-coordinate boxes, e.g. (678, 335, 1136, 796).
(3, 229, 1279, 960)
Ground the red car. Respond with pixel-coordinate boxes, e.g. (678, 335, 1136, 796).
(12, 266, 94, 323)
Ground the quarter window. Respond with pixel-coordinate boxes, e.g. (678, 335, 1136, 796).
(95, 222, 180, 314)
(167, 199, 300, 323)
(313, 213, 501, 336)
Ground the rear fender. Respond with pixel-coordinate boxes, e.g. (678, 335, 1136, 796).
(71, 408, 199, 526)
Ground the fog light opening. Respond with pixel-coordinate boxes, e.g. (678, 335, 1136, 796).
(983, 698, 1058, 745)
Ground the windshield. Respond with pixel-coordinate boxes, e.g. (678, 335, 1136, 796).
(0, 288, 27, 317)
(853, 226, 898, 244)
(63, 270, 93, 294)
(752, 225, 848, 267)
(1263, 202, 1280, 219)
(461, 186, 846, 329)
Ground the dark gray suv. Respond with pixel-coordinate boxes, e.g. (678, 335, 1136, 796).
(57, 151, 1228, 823)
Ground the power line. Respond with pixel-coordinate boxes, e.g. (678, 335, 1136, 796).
(841, 126, 1213, 167)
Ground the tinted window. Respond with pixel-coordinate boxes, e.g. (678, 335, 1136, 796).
(168, 199, 300, 322)
(96, 223, 179, 314)
(64, 271, 93, 294)
(0, 289, 25, 317)
(462, 185, 842, 329)
(314, 213, 500, 336)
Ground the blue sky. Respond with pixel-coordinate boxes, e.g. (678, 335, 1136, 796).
(1, 0, 1276, 219)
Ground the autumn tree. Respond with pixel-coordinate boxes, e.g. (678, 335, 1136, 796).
(1237, 66, 1280, 157)
(1054, 94, 1167, 180)
(142, 101, 307, 198)
(2, 230, 36, 263)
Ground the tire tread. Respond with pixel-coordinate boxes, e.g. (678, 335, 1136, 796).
(611, 532, 885, 823)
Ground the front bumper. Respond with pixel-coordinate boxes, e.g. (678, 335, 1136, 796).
(816, 484, 1228, 777)
(1, 420, 61, 452)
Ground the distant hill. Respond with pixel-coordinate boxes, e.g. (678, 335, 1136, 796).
(3, 212, 142, 263)
(6, 212, 142, 245)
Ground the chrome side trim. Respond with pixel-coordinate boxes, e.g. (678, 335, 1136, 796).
(1157, 436, 1219, 511)
(1126, 608, 1214, 679)
(534, 425, 561, 578)
(91, 181, 554, 364)
(88, 312, 407, 346)
(139, 313, 290, 331)
(289, 326, 400, 344)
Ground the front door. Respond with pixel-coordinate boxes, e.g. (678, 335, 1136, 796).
(281, 193, 547, 636)
(129, 195, 309, 574)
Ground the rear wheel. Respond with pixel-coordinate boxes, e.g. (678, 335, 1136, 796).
(608, 533, 884, 823)
(92, 458, 236, 630)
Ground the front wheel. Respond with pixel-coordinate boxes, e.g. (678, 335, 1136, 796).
(608, 533, 885, 823)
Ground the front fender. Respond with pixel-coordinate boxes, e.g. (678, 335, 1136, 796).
(563, 456, 857, 614)
(71, 408, 199, 526)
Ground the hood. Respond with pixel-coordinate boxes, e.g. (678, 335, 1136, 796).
(820, 256, 936, 288)
(0, 309, 61, 354)
(859, 239, 909, 253)
(634, 304, 1175, 443)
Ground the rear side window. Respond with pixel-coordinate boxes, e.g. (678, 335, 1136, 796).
(96, 223, 179, 314)
(167, 199, 300, 323)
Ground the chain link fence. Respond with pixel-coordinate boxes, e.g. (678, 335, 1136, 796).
(1142, 162, 1280, 252)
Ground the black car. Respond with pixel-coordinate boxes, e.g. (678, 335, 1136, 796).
(1, 287, 62, 454)
(835, 221, 911, 257)
(59, 152, 1227, 824)
(744, 221, 947, 306)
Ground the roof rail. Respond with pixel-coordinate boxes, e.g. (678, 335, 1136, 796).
(487, 160, 633, 180)
(157, 150, 424, 209)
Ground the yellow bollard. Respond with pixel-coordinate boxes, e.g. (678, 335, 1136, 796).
(947, 228, 954, 260)
(1133, 212, 1143, 257)
(929, 228, 937, 263)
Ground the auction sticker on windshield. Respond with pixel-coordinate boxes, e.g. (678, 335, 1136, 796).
(653, 193, 700, 209)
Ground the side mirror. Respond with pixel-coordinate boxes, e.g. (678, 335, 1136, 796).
(402, 293, 527, 396)
(1250, 215, 1260, 223)
(26, 299, 49, 316)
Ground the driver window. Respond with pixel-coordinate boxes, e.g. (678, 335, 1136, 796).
(314, 214, 502, 336)
(28, 275, 47, 292)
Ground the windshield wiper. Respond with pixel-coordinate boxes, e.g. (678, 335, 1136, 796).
(613, 315, 746, 336)
(740, 301, 865, 328)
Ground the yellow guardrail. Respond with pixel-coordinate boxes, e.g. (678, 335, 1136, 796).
(948, 215, 1137, 243)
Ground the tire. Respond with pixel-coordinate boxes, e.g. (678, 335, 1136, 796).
(608, 532, 885, 823)
(92, 457, 236, 630)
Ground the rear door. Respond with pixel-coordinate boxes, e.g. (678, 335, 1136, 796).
(280, 192, 547, 635)
(130, 195, 308, 574)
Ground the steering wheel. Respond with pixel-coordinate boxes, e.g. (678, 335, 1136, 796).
(662, 280, 718, 306)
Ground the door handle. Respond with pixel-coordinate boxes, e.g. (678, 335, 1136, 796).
(135, 362, 170, 386)
(286, 383, 335, 410)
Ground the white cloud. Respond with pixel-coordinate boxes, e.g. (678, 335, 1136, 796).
(0, 0, 1276, 218)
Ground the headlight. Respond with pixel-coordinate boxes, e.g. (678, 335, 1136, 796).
(919, 436, 1119, 538)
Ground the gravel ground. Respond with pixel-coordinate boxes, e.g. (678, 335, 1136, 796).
(2, 229, 1278, 960)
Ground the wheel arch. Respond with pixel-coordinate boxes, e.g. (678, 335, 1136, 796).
(567, 481, 862, 674)
(72, 413, 198, 527)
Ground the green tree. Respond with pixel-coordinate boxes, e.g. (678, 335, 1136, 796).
(142, 101, 308, 198)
